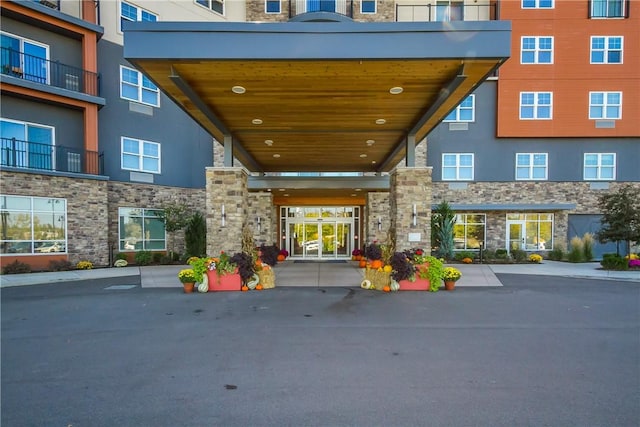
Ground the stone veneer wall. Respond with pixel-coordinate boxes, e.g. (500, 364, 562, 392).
(390, 167, 433, 252)
(107, 182, 205, 257)
(365, 192, 390, 244)
(206, 167, 248, 255)
(1, 170, 110, 267)
(352, 0, 395, 22)
(248, 191, 276, 247)
(245, 0, 395, 22)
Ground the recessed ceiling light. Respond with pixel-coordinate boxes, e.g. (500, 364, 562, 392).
(284, 194, 289, 197)
(366, 139, 375, 145)
(355, 188, 362, 192)
(351, 194, 357, 197)
(390, 86, 403, 95)
(273, 153, 280, 158)
(279, 189, 285, 191)
(252, 118, 263, 125)
(372, 160, 377, 164)
(360, 154, 367, 158)
(375, 119, 386, 125)
(264, 139, 273, 146)
(232, 86, 246, 94)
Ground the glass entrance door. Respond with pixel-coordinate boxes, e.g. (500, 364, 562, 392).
(507, 221, 526, 252)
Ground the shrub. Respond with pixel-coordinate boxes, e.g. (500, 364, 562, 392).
(49, 260, 73, 271)
(495, 249, 509, 259)
(159, 255, 172, 265)
(134, 251, 152, 266)
(152, 252, 163, 264)
(115, 253, 128, 261)
(582, 232, 594, 262)
(76, 260, 93, 270)
(567, 236, 584, 263)
(511, 249, 527, 262)
(185, 211, 206, 258)
(548, 247, 564, 261)
(601, 253, 628, 271)
(482, 249, 496, 260)
(2, 260, 31, 275)
(454, 251, 475, 262)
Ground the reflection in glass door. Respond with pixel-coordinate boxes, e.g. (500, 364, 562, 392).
(507, 221, 525, 252)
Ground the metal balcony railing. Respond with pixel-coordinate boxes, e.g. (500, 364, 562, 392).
(1, 47, 100, 97)
(396, 2, 499, 22)
(31, 0, 60, 10)
(1, 138, 104, 175)
(288, 0, 355, 19)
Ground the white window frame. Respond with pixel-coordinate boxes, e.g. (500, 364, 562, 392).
(121, 137, 161, 174)
(590, 36, 623, 64)
(118, 207, 166, 252)
(195, 0, 224, 15)
(361, 0, 377, 14)
(119, 65, 160, 107)
(265, 0, 281, 14)
(515, 153, 548, 181)
(0, 195, 67, 255)
(1, 118, 55, 170)
(521, 36, 553, 64)
(584, 153, 616, 181)
(443, 95, 475, 122)
(590, 0, 626, 18)
(1, 31, 50, 84)
(522, 0, 554, 8)
(442, 153, 474, 181)
(589, 91, 622, 120)
(119, 1, 158, 33)
(519, 92, 553, 120)
(453, 213, 486, 251)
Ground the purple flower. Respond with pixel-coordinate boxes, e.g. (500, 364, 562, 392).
(629, 259, 640, 268)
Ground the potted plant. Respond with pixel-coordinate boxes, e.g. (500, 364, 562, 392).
(178, 268, 196, 293)
(187, 256, 208, 284)
(351, 248, 363, 261)
(206, 251, 241, 291)
(442, 266, 462, 291)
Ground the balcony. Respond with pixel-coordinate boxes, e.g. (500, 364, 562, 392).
(1, 47, 100, 97)
(396, 2, 499, 22)
(31, 0, 60, 10)
(288, 0, 355, 19)
(1, 138, 104, 175)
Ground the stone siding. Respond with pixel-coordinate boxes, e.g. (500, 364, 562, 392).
(1, 170, 109, 267)
(365, 192, 390, 244)
(390, 167, 433, 252)
(248, 191, 276, 246)
(246, 0, 288, 22)
(352, 1, 395, 22)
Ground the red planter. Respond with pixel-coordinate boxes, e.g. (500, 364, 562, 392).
(206, 270, 242, 292)
(398, 278, 430, 291)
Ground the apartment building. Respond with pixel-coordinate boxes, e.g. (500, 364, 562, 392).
(1, 0, 637, 270)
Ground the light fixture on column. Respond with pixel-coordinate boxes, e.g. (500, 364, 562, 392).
(377, 217, 382, 231)
(257, 216, 261, 232)
(412, 204, 417, 226)
(221, 204, 226, 227)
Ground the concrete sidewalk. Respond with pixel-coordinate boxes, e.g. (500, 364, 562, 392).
(1, 260, 638, 288)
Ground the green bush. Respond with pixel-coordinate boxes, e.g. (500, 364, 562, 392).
(511, 249, 527, 262)
(454, 251, 475, 261)
(495, 249, 509, 259)
(49, 260, 73, 271)
(568, 236, 584, 263)
(134, 251, 152, 266)
(115, 253, 128, 261)
(152, 252, 163, 264)
(2, 260, 31, 275)
(185, 211, 207, 258)
(582, 233, 594, 261)
(482, 249, 496, 260)
(601, 253, 628, 270)
(548, 247, 564, 261)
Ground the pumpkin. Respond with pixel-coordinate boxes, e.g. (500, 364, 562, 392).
(358, 260, 367, 268)
(277, 254, 286, 262)
(197, 274, 209, 293)
(256, 284, 264, 290)
(383, 265, 393, 273)
(390, 280, 400, 292)
(370, 259, 383, 269)
(383, 285, 391, 292)
(247, 274, 260, 290)
(241, 285, 249, 292)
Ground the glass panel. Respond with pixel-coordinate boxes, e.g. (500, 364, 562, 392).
(304, 208, 320, 218)
(145, 217, 165, 240)
(303, 223, 319, 257)
(321, 207, 335, 217)
(2, 212, 31, 240)
(321, 222, 335, 257)
(23, 42, 47, 84)
(290, 223, 303, 256)
(1, 195, 31, 210)
(336, 223, 350, 256)
(144, 240, 165, 250)
(509, 223, 523, 251)
(123, 154, 139, 170)
(142, 157, 159, 172)
(467, 224, 484, 249)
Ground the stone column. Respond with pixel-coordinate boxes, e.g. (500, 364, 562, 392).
(205, 167, 248, 255)
(390, 167, 433, 252)
(365, 192, 390, 244)
(248, 191, 275, 246)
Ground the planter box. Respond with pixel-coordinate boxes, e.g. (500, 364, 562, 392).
(207, 270, 241, 292)
(398, 278, 430, 291)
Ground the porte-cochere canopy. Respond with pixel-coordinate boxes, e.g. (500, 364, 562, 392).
(123, 16, 510, 189)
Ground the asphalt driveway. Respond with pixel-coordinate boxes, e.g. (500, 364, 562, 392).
(2, 275, 639, 427)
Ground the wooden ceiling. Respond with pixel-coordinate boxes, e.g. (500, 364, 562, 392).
(133, 57, 501, 173)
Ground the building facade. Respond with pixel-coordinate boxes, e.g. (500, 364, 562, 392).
(1, 0, 638, 271)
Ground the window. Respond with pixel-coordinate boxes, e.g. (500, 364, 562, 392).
(444, 95, 475, 122)
(1, 118, 54, 170)
(265, 0, 280, 13)
(584, 153, 615, 180)
(591, 0, 625, 18)
(507, 213, 554, 251)
(120, 1, 157, 32)
(516, 153, 548, 180)
(521, 36, 553, 64)
(442, 153, 474, 181)
(589, 91, 622, 119)
(121, 137, 161, 173)
(361, 0, 376, 14)
(520, 92, 552, 120)
(453, 214, 485, 251)
(522, 0, 553, 8)
(118, 207, 165, 251)
(590, 36, 623, 64)
(435, 1, 463, 21)
(195, 0, 224, 15)
(1, 32, 49, 84)
(120, 65, 159, 107)
(0, 195, 67, 255)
